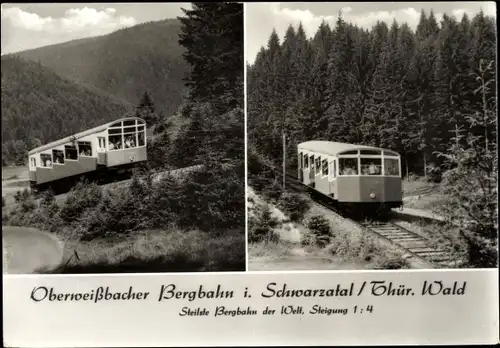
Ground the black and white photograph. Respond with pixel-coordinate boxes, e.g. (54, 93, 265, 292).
(2, 2, 245, 274)
(246, 2, 497, 271)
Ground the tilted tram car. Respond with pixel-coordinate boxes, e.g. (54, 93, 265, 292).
(297, 141, 403, 214)
(28, 117, 148, 194)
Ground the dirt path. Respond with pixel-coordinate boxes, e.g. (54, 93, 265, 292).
(248, 254, 370, 271)
(2, 226, 64, 274)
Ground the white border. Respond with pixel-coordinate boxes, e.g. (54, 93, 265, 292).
(244, 2, 249, 273)
(3, 269, 499, 347)
(4, 3, 500, 346)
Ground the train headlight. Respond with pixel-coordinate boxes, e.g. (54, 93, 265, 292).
(370, 193, 376, 199)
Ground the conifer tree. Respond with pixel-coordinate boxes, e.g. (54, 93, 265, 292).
(247, 9, 496, 179)
(135, 91, 158, 128)
(178, 2, 243, 112)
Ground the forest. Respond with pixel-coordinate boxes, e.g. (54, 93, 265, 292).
(2, 19, 188, 166)
(16, 19, 187, 119)
(247, 9, 496, 177)
(1, 56, 131, 165)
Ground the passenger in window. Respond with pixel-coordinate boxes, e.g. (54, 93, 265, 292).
(45, 159, 51, 167)
(343, 167, 356, 175)
(125, 136, 134, 148)
(369, 163, 379, 175)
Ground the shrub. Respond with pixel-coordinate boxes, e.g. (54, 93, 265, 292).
(174, 163, 245, 233)
(307, 215, 332, 247)
(266, 181, 283, 201)
(278, 193, 310, 222)
(18, 189, 36, 213)
(426, 163, 442, 183)
(373, 254, 411, 269)
(40, 189, 56, 207)
(248, 203, 280, 243)
(4, 189, 38, 226)
(77, 187, 147, 241)
(436, 127, 498, 268)
(300, 230, 315, 247)
(408, 173, 419, 181)
(59, 180, 103, 224)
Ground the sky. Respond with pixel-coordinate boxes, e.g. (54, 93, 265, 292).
(1, 3, 191, 54)
(245, 2, 497, 64)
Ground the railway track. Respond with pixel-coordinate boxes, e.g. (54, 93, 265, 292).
(257, 163, 454, 268)
(357, 220, 453, 268)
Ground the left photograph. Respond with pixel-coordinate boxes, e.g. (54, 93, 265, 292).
(1, 2, 245, 274)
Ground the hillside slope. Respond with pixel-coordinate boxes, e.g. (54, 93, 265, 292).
(1, 55, 131, 165)
(15, 19, 188, 118)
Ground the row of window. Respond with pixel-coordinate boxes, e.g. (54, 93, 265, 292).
(33, 141, 92, 168)
(32, 132, 146, 168)
(109, 131, 145, 150)
(299, 153, 400, 177)
(107, 120, 146, 151)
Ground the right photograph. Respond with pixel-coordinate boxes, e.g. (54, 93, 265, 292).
(246, 2, 497, 271)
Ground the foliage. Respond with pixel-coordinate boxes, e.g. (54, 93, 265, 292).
(15, 19, 187, 121)
(247, 10, 496, 177)
(307, 215, 332, 247)
(435, 133, 497, 268)
(425, 162, 442, 183)
(135, 91, 160, 131)
(432, 55, 497, 268)
(178, 3, 243, 112)
(373, 254, 412, 269)
(173, 3, 244, 169)
(278, 193, 311, 222)
(174, 163, 245, 233)
(57, 229, 245, 273)
(1, 56, 130, 165)
(58, 180, 103, 224)
(248, 203, 280, 243)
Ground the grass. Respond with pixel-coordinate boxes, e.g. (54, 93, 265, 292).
(401, 177, 449, 212)
(402, 177, 431, 193)
(248, 240, 294, 258)
(2, 166, 28, 181)
(53, 228, 245, 274)
(3, 180, 30, 188)
(403, 193, 449, 210)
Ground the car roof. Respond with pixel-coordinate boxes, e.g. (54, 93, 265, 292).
(297, 140, 398, 156)
(29, 117, 145, 155)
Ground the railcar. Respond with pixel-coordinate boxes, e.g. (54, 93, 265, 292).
(297, 141, 402, 215)
(28, 117, 148, 194)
